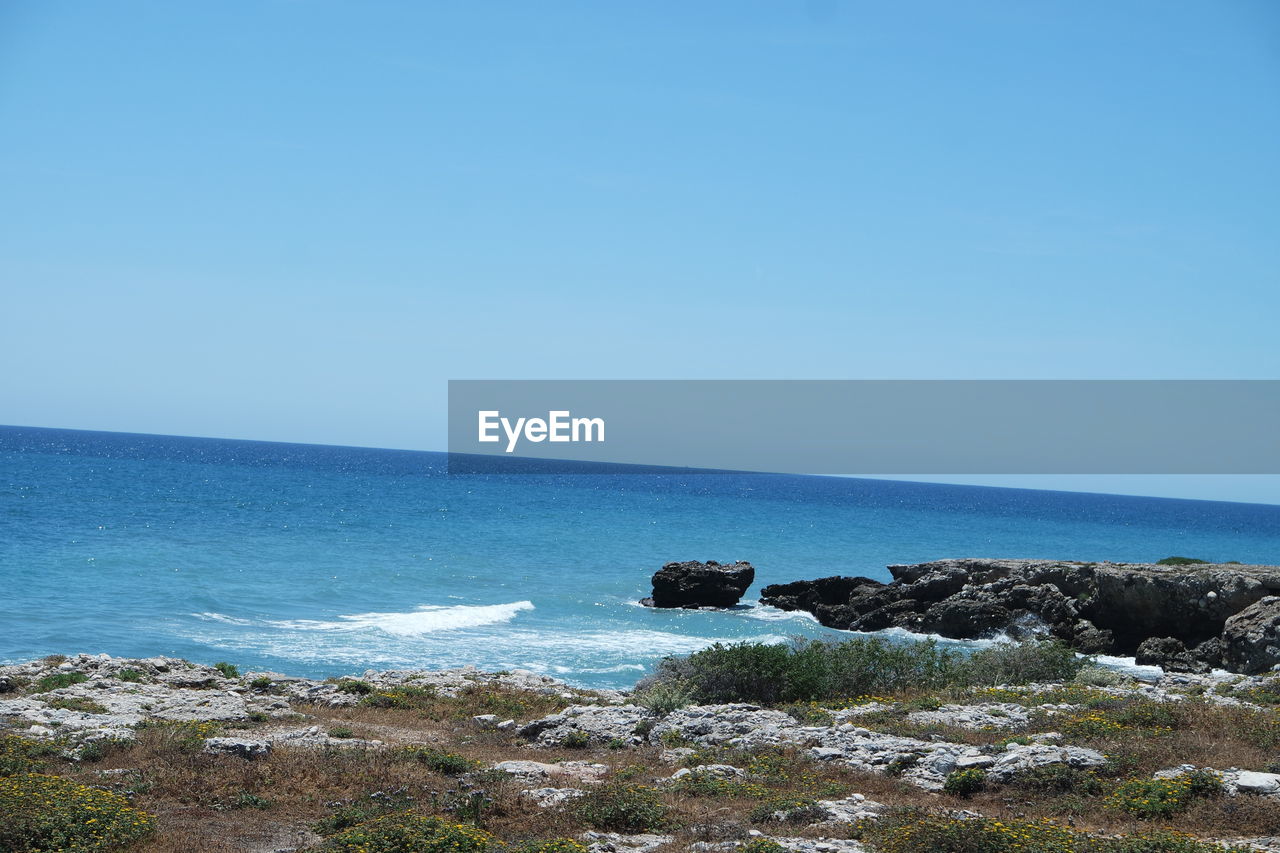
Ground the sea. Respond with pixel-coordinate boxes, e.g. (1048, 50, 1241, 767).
(2, 425, 1278, 689)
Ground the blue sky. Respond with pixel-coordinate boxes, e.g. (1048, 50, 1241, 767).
(1, 2, 1277, 502)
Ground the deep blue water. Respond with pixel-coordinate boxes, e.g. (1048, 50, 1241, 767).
(2, 425, 1277, 688)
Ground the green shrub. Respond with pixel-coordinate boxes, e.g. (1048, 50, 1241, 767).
(1100, 830, 1247, 852)
(337, 679, 373, 694)
(319, 813, 493, 852)
(1104, 771, 1220, 820)
(1019, 764, 1104, 796)
(402, 746, 474, 775)
(748, 796, 825, 824)
(0, 772, 156, 852)
(672, 769, 767, 799)
(250, 676, 274, 690)
(942, 767, 986, 797)
(650, 637, 1086, 706)
(1156, 556, 1209, 566)
(314, 791, 416, 835)
(740, 841, 789, 853)
(34, 672, 89, 693)
(633, 680, 695, 714)
(328, 727, 355, 739)
(0, 735, 62, 776)
(114, 668, 145, 683)
(571, 782, 668, 832)
(860, 812, 1082, 853)
(958, 640, 1087, 686)
(45, 696, 108, 714)
(213, 661, 240, 678)
(361, 685, 437, 709)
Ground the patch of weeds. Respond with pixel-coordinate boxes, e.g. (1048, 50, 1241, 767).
(571, 782, 669, 832)
(361, 685, 438, 709)
(1156, 556, 1209, 565)
(45, 695, 108, 714)
(672, 769, 767, 799)
(509, 841, 589, 853)
(749, 796, 825, 824)
(1105, 770, 1221, 820)
(115, 667, 146, 683)
(135, 719, 221, 753)
(319, 813, 493, 852)
(250, 676, 274, 690)
(0, 734, 63, 776)
(314, 790, 415, 835)
(34, 671, 89, 693)
(402, 745, 474, 775)
(632, 718, 656, 737)
(328, 726, 355, 739)
(76, 736, 132, 763)
(632, 680, 695, 714)
(336, 679, 373, 695)
(942, 767, 986, 797)
(214, 790, 272, 811)
(0, 772, 156, 851)
(213, 661, 239, 678)
(740, 841, 790, 853)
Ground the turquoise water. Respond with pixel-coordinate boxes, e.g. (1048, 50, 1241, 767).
(2, 425, 1278, 688)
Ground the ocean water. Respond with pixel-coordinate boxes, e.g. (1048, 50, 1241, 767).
(2, 425, 1278, 688)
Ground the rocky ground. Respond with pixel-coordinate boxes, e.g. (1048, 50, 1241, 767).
(2, 653, 1280, 852)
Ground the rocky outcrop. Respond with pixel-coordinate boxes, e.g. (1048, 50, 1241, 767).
(760, 559, 1280, 674)
(641, 560, 755, 608)
(1220, 597, 1280, 674)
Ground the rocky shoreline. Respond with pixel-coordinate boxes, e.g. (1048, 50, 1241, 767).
(2, 651, 1279, 852)
(756, 559, 1280, 675)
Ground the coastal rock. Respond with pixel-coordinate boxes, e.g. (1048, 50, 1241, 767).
(641, 560, 755, 608)
(581, 832, 674, 852)
(761, 559, 1280, 674)
(905, 702, 1030, 730)
(1135, 637, 1210, 674)
(203, 736, 271, 760)
(518, 704, 653, 747)
(1219, 597, 1280, 674)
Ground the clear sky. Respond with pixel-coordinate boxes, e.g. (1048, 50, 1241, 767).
(2, 2, 1277, 503)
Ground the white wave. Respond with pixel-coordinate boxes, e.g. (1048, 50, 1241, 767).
(193, 612, 254, 626)
(740, 601, 820, 623)
(267, 601, 535, 636)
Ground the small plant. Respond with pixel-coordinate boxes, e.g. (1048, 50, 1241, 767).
(314, 790, 415, 834)
(606, 738, 626, 749)
(1105, 770, 1220, 820)
(34, 671, 89, 693)
(0, 772, 156, 851)
(572, 782, 669, 832)
(0, 734, 62, 776)
(337, 679, 373, 694)
(42, 654, 68, 666)
(115, 667, 145, 683)
(361, 685, 437, 709)
(214, 790, 272, 811)
(673, 769, 767, 799)
(45, 695, 108, 714)
(632, 680, 695, 714)
(320, 813, 494, 852)
(749, 796, 826, 824)
(632, 718, 656, 737)
(740, 841, 790, 853)
(942, 767, 986, 797)
(250, 675, 274, 690)
(403, 746, 474, 775)
(1156, 556, 1210, 565)
(1072, 664, 1127, 687)
(213, 661, 240, 678)
(328, 726, 355, 739)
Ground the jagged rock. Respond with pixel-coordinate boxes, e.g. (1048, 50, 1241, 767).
(1220, 597, 1280, 674)
(671, 764, 746, 781)
(761, 559, 1280, 673)
(581, 832, 674, 852)
(518, 704, 653, 747)
(522, 786, 586, 807)
(985, 743, 1107, 783)
(1235, 771, 1280, 797)
(203, 737, 271, 759)
(905, 703, 1030, 730)
(1135, 637, 1210, 673)
(814, 793, 885, 823)
(641, 560, 755, 608)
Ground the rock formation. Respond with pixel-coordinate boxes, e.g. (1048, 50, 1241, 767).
(761, 559, 1280, 674)
(640, 560, 755, 608)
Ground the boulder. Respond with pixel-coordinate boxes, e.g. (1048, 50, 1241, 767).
(1135, 637, 1210, 674)
(1219, 597, 1280, 674)
(641, 560, 755, 608)
(203, 737, 271, 760)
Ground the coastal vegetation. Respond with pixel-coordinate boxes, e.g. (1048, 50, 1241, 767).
(0, 647, 1277, 852)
